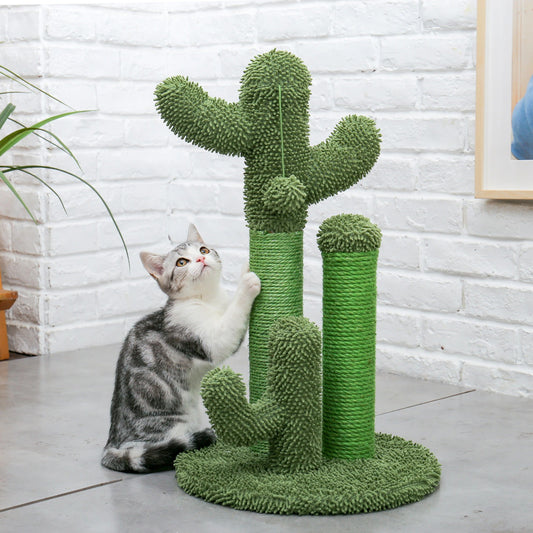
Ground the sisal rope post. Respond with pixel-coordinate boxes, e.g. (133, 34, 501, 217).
(248, 230, 304, 403)
(318, 214, 382, 460)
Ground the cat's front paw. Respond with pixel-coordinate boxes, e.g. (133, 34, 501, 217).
(240, 271, 261, 299)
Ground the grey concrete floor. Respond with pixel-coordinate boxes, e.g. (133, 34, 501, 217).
(0, 343, 532, 533)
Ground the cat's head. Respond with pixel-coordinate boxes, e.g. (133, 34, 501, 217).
(140, 224, 222, 299)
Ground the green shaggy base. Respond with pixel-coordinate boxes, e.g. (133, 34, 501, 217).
(175, 433, 440, 515)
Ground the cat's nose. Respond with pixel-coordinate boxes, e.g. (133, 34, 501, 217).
(196, 257, 206, 264)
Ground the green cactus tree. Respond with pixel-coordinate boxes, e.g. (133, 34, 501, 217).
(155, 49, 381, 402)
(201, 316, 322, 473)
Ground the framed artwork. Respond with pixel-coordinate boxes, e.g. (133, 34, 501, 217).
(476, 0, 533, 199)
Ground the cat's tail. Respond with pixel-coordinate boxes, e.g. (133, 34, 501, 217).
(101, 429, 216, 473)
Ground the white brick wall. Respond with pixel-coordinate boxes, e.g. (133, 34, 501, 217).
(1, 1, 533, 398)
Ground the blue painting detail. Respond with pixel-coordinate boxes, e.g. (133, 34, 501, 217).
(512, 75, 533, 160)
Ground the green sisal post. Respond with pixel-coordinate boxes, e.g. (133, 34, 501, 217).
(317, 214, 382, 460)
(248, 231, 303, 402)
(155, 50, 381, 404)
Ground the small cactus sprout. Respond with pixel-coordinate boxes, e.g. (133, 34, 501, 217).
(201, 316, 322, 473)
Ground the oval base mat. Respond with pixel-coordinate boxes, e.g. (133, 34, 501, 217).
(175, 433, 441, 515)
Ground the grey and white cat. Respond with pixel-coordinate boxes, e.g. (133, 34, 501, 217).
(101, 224, 261, 473)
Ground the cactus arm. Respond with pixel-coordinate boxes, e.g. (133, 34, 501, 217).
(155, 76, 250, 157)
(306, 115, 381, 205)
(201, 367, 283, 447)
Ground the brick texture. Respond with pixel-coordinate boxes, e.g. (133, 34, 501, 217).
(1, 0, 532, 397)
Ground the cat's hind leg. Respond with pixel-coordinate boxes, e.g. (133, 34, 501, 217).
(101, 439, 189, 473)
(139, 439, 190, 472)
(136, 430, 215, 472)
(101, 442, 150, 473)
(101, 430, 216, 473)
(191, 427, 216, 449)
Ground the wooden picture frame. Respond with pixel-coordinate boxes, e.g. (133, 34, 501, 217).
(476, 0, 533, 199)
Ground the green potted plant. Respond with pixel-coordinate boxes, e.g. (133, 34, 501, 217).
(1, 65, 126, 242)
(0, 65, 129, 358)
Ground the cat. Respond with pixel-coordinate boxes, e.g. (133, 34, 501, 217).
(101, 224, 261, 473)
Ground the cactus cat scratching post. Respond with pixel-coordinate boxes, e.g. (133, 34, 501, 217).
(156, 49, 440, 515)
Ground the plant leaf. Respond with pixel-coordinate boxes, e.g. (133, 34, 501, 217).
(8, 117, 82, 170)
(0, 110, 88, 157)
(2, 165, 67, 215)
(2, 164, 130, 267)
(0, 65, 72, 108)
(0, 169, 37, 223)
(0, 103, 15, 129)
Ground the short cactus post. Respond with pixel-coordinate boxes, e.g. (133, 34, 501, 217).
(201, 316, 322, 473)
(317, 214, 382, 459)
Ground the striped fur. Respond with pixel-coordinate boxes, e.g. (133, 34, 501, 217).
(102, 225, 260, 473)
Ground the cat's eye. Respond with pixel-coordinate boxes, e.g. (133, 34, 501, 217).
(176, 258, 189, 267)
(200, 247, 210, 255)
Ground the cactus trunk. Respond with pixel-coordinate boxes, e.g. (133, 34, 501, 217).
(266, 317, 322, 472)
(322, 251, 378, 459)
(248, 230, 303, 403)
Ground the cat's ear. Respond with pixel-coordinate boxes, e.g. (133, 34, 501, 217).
(140, 252, 165, 280)
(187, 223, 205, 244)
